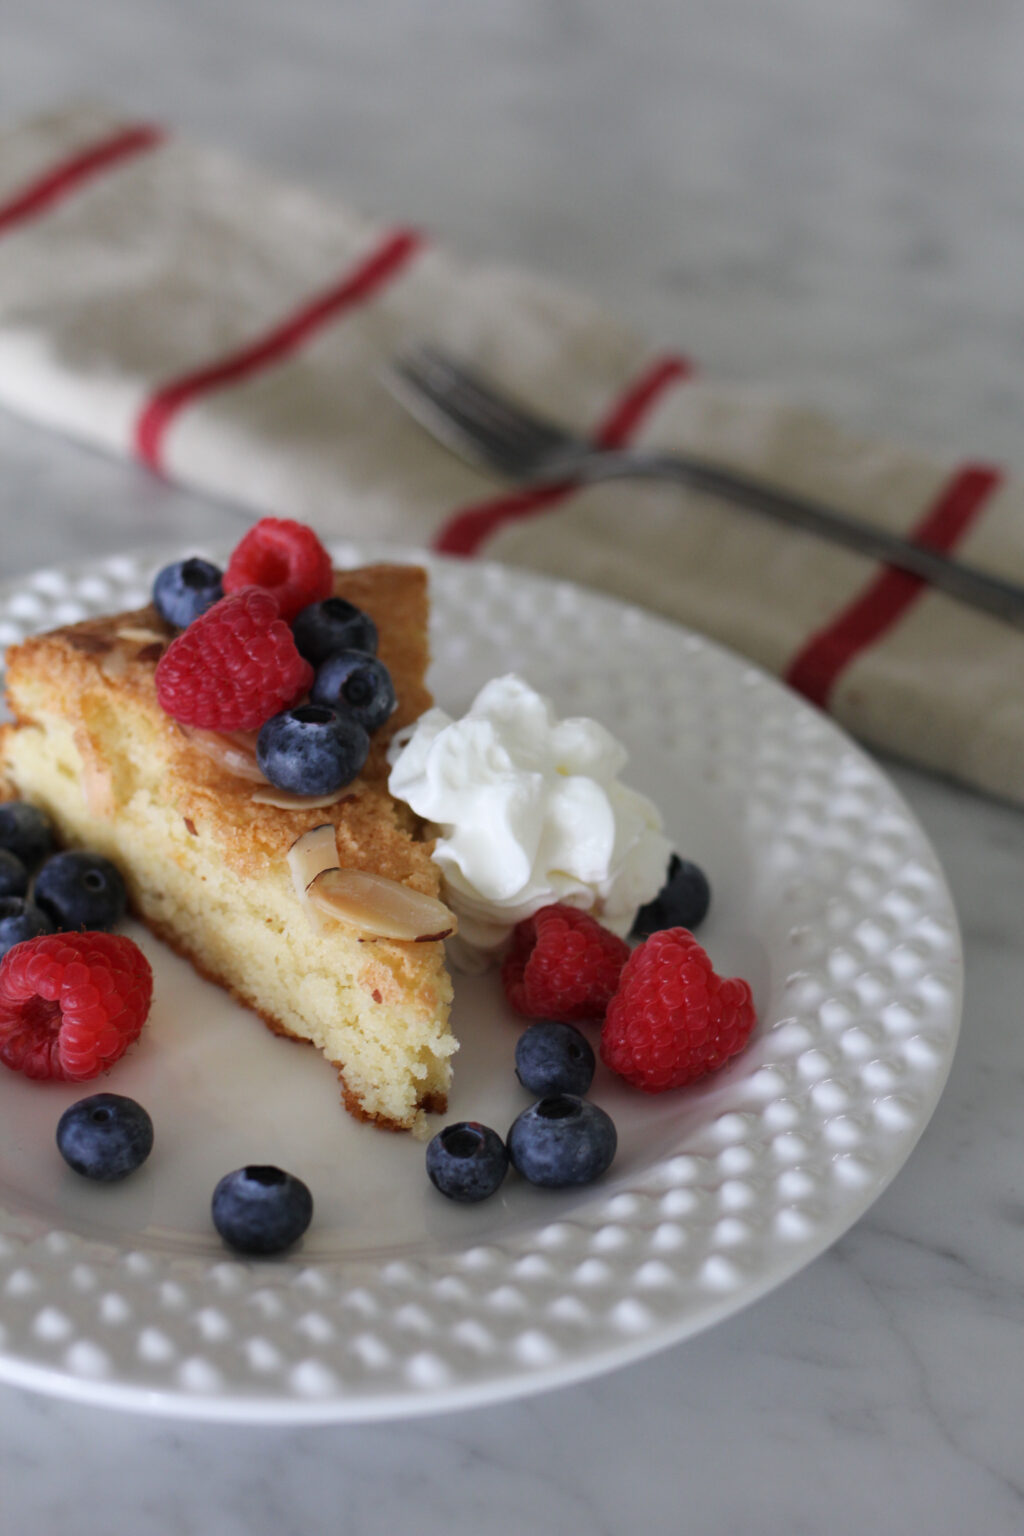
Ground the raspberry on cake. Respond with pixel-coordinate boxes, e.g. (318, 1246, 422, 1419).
(223, 517, 333, 622)
(155, 587, 314, 732)
(0, 559, 456, 1131)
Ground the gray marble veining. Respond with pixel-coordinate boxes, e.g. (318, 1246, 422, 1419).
(2, 2, 1024, 1533)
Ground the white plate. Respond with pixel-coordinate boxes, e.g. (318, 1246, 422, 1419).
(0, 545, 962, 1423)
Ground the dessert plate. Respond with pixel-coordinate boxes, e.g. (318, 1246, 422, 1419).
(0, 545, 962, 1423)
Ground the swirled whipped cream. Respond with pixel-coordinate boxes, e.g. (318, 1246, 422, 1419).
(387, 675, 671, 967)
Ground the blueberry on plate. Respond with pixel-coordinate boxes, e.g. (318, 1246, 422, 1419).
(257, 704, 370, 795)
(152, 557, 224, 628)
(515, 1022, 595, 1098)
(56, 1094, 154, 1182)
(33, 850, 127, 931)
(0, 801, 54, 870)
(507, 1095, 617, 1188)
(310, 650, 397, 734)
(632, 854, 711, 939)
(211, 1165, 314, 1255)
(0, 848, 28, 900)
(292, 597, 378, 666)
(426, 1122, 509, 1203)
(0, 897, 55, 959)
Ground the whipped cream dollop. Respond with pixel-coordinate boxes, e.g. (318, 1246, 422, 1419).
(387, 675, 672, 966)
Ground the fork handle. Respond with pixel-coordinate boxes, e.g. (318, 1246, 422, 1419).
(574, 449, 1024, 631)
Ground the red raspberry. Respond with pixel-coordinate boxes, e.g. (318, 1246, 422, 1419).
(601, 928, 756, 1092)
(155, 587, 313, 732)
(0, 932, 153, 1082)
(223, 517, 333, 622)
(502, 904, 630, 1024)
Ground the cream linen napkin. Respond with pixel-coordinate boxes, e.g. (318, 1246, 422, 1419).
(0, 104, 1022, 805)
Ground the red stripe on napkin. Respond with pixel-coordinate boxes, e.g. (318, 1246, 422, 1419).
(433, 355, 691, 555)
(135, 228, 424, 472)
(785, 464, 1004, 707)
(0, 125, 164, 237)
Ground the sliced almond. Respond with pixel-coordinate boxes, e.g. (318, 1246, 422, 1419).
(115, 625, 168, 646)
(177, 724, 265, 783)
(286, 824, 341, 934)
(252, 787, 355, 811)
(73, 726, 116, 819)
(99, 647, 130, 682)
(306, 867, 457, 943)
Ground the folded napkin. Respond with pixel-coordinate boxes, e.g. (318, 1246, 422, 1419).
(1, 104, 1022, 805)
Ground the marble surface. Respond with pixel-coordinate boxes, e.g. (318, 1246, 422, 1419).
(2, 1, 1024, 1531)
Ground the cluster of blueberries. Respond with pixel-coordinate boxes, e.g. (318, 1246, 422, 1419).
(0, 801, 127, 959)
(426, 1022, 617, 1202)
(155, 557, 397, 796)
(55, 1093, 312, 1255)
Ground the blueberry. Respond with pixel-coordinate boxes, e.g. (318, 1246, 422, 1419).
(0, 849, 28, 899)
(426, 1122, 509, 1203)
(152, 557, 224, 628)
(632, 854, 711, 939)
(211, 1165, 314, 1254)
(257, 704, 370, 795)
(507, 1095, 617, 1188)
(310, 650, 397, 734)
(292, 597, 378, 666)
(33, 850, 127, 931)
(56, 1094, 154, 1182)
(0, 801, 54, 870)
(0, 897, 55, 958)
(515, 1022, 595, 1098)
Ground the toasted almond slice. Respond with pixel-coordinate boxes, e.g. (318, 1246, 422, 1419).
(73, 726, 116, 819)
(177, 724, 265, 783)
(115, 625, 168, 646)
(306, 867, 458, 943)
(252, 787, 355, 811)
(99, 647, 130, 681)
(286, 824, 341, 934)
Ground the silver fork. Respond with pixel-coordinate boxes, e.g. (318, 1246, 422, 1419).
(385, 346, 1024, 632)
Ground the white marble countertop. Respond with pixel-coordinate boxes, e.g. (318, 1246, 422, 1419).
(3, 2, 1024, 1531)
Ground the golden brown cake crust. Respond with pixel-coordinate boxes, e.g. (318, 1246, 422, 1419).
(2, 565, 440, 890)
